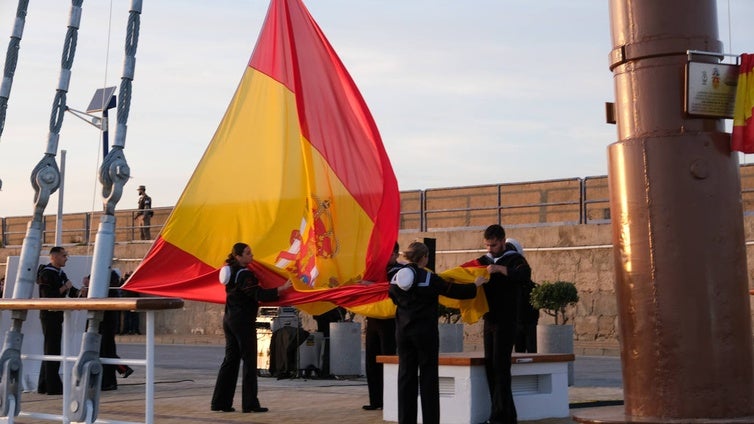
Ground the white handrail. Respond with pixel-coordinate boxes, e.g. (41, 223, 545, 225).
(9, 310, 157, 424)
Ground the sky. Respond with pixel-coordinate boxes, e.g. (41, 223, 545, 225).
(0, 0, 752, 217)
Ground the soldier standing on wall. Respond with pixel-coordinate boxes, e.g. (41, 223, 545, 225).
(136, 185, 153, 240)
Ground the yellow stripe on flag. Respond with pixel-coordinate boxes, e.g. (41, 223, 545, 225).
(439, 266, 490, 324)
(163, 68, 374, 288)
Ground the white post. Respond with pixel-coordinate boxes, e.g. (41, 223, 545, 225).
(55, 150, 66, 246)
(62, 310, 71, 424)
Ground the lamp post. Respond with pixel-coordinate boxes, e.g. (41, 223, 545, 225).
(66, 86, 117, 159)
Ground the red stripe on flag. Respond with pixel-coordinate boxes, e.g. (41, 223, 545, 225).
(248, 0, 396, 218)
(460, 259, 485, 268)
(126, 242, 291, 304)
(247, 0, 399, 282)
(276, 282, 390, 309)
(125, 237, 226, 304)
(126, 239, 389, 308)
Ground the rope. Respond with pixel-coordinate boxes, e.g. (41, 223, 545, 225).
(0, 0, 30, 139)
(87, 131, 102, 248)
(23, 0, 85, 220)
(99, 0, 142, 215)
(114, 3, 141, 144)
(86, 0, 115, 259)
(45, 0, 84, 156)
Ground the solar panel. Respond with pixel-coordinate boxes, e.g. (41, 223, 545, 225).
(86, 86, 117, 113)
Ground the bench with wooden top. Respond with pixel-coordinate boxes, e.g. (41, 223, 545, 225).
(377, 351, 574, 424)
(0, 297, 184, 312)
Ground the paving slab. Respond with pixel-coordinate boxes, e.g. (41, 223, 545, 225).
(9, 344, 623, 424)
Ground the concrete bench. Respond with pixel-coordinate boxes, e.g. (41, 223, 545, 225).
(377, 352, 574, 423)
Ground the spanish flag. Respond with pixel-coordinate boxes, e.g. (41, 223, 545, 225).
(124, 0, 400, 318)
(732, 53, 754, 153)
(439, 262, 490, 324)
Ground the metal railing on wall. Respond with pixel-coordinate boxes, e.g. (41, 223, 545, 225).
(2, 163, 754, 246)
(0, 209, 169, 247)
(401, 177, 609, 232)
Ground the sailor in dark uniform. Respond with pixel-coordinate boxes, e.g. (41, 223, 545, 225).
(363, 242, 403, 411)
(211, 242, 292, 413)
(36, 246, 79, 395)
(389, 241, 487, 424)
(468, 225, 531, 424)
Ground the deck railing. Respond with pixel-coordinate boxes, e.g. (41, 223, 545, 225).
(0, 297, 183, 424)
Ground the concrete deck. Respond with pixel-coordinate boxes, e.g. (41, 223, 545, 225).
(9, 343, 624, 424)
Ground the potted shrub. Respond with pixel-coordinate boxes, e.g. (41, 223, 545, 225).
(530, 280, 579, 325)
(438, 304, 463, 352)
(530, 280, 579, 385)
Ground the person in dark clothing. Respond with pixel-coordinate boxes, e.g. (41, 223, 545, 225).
(135, 185, 153, 240)
(269, 325, 309, 379)
(389, 241, 486, 424)
(467, 225, 532, 424)
(363, 242, 403, 411)
(121, 281, 141, 335)
(508, 238, 539, 354)
(313, 306, 344, 337)
(116, 272, 131, 334)
(514, 278, 539, 353)
(79, 271, 135, 391)
(36, 246, 79, 395)
(211, 242, 292, 413)
(313, 306, 344, 377)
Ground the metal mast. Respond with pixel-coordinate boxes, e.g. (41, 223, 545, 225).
(578, 0, 754, 422)
(70, 1, 141, 421)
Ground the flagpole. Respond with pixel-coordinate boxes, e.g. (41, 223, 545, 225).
(575, 0, 754, 422)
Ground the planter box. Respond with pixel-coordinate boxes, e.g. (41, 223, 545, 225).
(537, 324, 574, 385)
(438, 323, 463, 353)
(329, 321, 362, 376)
